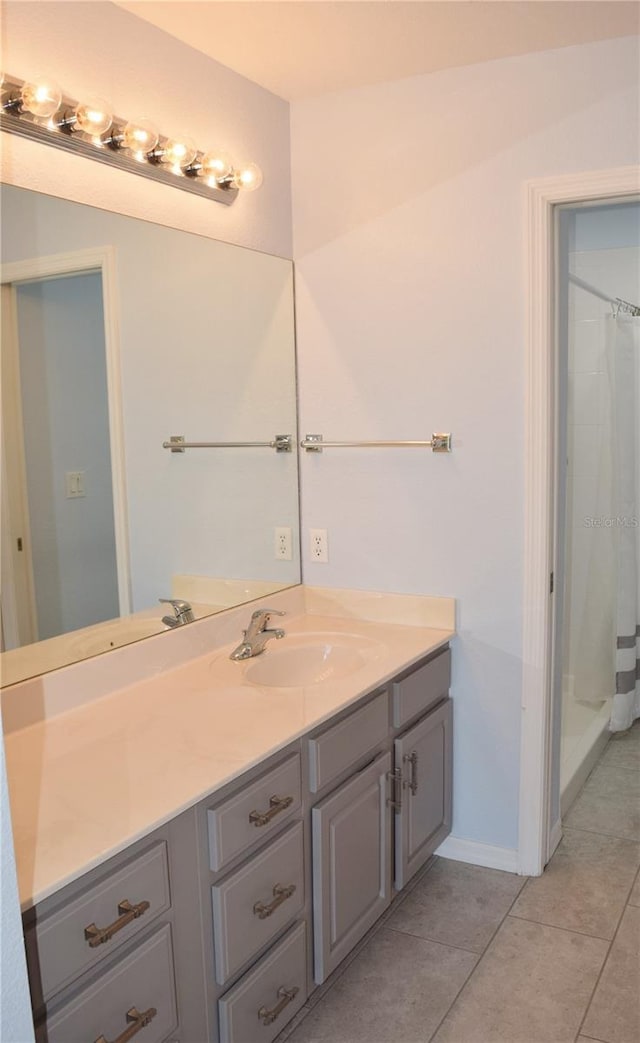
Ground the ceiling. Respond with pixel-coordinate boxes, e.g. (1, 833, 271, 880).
(115, 1, 640, 101)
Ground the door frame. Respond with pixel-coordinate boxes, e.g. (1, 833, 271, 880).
(518, 165, 640, 876)
(0, 246, 131, 639)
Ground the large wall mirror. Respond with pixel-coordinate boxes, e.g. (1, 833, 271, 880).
(0, 185, 300, 686)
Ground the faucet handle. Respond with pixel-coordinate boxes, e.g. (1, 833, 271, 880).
(251, 607, 285, 620)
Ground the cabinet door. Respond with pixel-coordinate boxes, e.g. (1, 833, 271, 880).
(312, 752, 392, 984)
(394, 699, 452, 890)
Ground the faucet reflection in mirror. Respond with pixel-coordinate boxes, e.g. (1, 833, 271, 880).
(0, 73, 263, 204)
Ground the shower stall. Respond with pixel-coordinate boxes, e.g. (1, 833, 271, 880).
(558, 201, 640, 812)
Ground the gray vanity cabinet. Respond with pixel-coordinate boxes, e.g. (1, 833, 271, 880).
(311, 752, 392, 983)
(393, 698, 453, 889)
(22, 644, 452, 1043)
(25, 812, 209, 1043)
(309, 646, 452, 985)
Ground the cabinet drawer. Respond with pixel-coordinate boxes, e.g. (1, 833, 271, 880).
(218, 920, 307, 1043)
(26, 842, 170, 1002)
(212, 822, 304, 985)
(40, 923, 178, 1043)
(208, 754, 301, 872)
(392, 648, 450, 728)
(308, 692, 388, 793)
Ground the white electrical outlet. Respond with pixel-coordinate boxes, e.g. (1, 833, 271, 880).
(309, 528, 328, 563)
(274, 526, 293, 561)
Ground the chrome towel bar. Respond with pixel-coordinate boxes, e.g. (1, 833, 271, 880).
(300, 433, 452, 453)
(163, 434, 292, 453)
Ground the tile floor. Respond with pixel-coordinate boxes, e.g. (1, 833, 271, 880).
(281, 722, 640, 1043)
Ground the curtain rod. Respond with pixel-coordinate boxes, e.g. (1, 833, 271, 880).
(569, 273, 640, 316)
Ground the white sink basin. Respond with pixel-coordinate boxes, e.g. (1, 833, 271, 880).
(244, 632, 382, 688)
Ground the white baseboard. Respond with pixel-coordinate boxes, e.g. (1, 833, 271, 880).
(435, 835, 520, 874)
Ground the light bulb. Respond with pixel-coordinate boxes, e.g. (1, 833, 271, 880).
(162, 136, 197, 169)
(200, 149, 232, 181)
(122, 118, 159, 154)
(21, 77, 62, 118)
(74, 98, 112, 136)
(232, 162, 263, 192)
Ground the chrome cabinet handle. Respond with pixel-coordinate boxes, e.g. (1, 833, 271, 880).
(257, 986, 299, 1026)
(387, 768, 402, 810)
(84, 898, 150, 948)
(249, 794, 293, 827)
(403, 751, 418, 795)
(253, 883, 296, 920)
(95, 1006, 157, 1043)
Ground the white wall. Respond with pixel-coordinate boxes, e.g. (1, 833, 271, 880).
(0, 4, 293, 1034)
(291, 35, 640, 853)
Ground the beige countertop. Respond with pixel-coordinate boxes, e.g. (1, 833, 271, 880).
(3, 589, 454, 911)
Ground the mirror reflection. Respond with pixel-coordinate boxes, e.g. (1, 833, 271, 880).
(0, 185, 300, 686)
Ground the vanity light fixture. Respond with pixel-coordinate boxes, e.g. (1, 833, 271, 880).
(0, 73, 263, 206)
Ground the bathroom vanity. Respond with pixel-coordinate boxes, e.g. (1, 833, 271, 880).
(3, 592, 453, 1043)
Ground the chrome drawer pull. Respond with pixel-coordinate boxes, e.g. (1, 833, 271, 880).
(253, 882, 296, 920)
(84, 898, 151, 948)
(403, 751, 419, 795)
(249, 794, 293, 827)
(257, 986, 299, 1026)
(95, 1005, 157, 1043)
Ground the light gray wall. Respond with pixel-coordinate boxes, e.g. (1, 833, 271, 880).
(16, 274, 119, 639)
(291, 34, 640, 854)
(569, 202, 640, 252)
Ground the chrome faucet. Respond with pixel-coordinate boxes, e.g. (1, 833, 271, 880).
(230, 608, 285, 660)
(159, 598, 195, 628)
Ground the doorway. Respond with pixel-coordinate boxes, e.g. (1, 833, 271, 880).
(555, 201, 640, 815)
(1, 249, 130, 650)
(519, 166, 639, 878)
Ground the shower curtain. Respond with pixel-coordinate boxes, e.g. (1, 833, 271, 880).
(574, 315, 639, 732)
(610, 315, 640, 732)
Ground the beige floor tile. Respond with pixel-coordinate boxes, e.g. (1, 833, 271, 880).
(511, 828, 640, 939)
(564, 764, 640, 841)
(582, 905, 640, 1043)
(386, 857, 525, 953)
(286, 926, 477, 1043)
(431, 916, 608, 1043)
(628, 869, 640, 908)
(600, 724, 640, 773)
